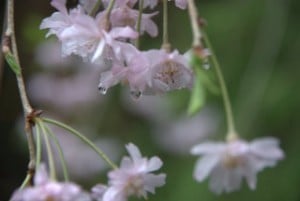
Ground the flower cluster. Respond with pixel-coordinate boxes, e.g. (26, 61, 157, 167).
(10, 164, 91, 201)
(10, 143, 165, 201)
(191, 137, 284, 194)
(40, 0, 193, 97)
(92, 143, 166, 201)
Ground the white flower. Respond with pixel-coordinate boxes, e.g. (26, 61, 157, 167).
(96, 143, 166, 201)
(190, 137, 284, 194)
(10, 164, 91, 201)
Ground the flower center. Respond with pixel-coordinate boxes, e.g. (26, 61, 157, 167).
(154, 60, 182, 87)
(125, 175, 144, 197)
(222, 153, 243, 168)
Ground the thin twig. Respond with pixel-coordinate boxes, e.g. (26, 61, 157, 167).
(3, 0, 36, 185)
(187, 0, 237, 140)
(161, 0, 170, 51)
(134, 0, 144, 47)
(187, 0, 202, 47)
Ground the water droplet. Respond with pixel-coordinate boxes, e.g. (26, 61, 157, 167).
(98, 84, 107, 95)
(203, 60, 210, 70)
(130, 91, 142, 100)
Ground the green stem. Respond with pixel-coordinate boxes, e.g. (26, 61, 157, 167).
(20, 174, 31, 189)
(105, 0, 116, 25)
(42, 118, 118, 169)
(134, 0, 144, 47)
(162, 0, 170, 51)
(90, 0, 102, 16)
(43, 122, 69, 181)
(202, 32, 237, 140)
(38, 121, 56, 180)
(35, 123, 42, 169)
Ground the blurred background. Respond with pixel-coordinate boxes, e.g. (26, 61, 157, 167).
(1, 0, 300, 200)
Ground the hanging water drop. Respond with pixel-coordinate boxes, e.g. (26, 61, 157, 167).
(98, 83, 107, 95)
(130, 91, 142, 100)
(203, 60, 210, 70)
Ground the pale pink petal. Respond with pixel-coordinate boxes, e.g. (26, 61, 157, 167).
(109, 27, 138, 39)
(193, 155, 220, 182)
(125, 143, 142, 162)
(147, 157, 163, 171)
(191, 142, 225, 155)
(103, 187, 125, 201)
(143, 173, 166, 193)
(51, 0, 67, 13)
(34, 164, 49, 185)
(175, 0, 187, 9)
(250, 137, 284, 160)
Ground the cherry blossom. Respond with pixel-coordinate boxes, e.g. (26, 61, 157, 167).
(10, 164, 91, 201)
(93, 143, 166, 201)
(190, 137, 284, 194)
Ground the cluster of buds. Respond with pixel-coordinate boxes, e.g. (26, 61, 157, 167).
(40, 0, 194, 98)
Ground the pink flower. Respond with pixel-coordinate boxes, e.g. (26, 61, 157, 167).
(110, 6, 158, 37)
(98, 48, 194, 96)
(144, 49, 194, 94)
(95, 143, 166, 201)
(190, 137, 284, 194)
(102, 0, 138, 8)
(10, 164, 91, 201)
(40, 0, 138, 62)
(143, 0, 159, 9)
(174, 0, 187, 9)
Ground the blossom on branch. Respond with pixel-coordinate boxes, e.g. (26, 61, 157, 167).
(93, 143, 166, 201)
(10, 164, 91, 201)
(190, 137, 284, 194)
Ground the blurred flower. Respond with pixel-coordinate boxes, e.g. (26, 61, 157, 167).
(49, 126, 122, 180)
(154, 108, 218, 155)
(35, 40, 74, 69)
(121, 91, 172, 124)
(27, 69, 102, 112)
(174, 0, 187, 10)
(10, 164, 91, 201)
(190, 137, 284, 194)
(94, 143, 166, 201)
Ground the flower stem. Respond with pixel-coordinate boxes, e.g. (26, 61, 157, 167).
(3, 0, 36, 184)
(42, 117, 118, 169)
(202, 32, 237, 140)
(35, 123, 42, 169)
(187, 0, 237, 140)
(162, 0, 170, 51)
(187, 0, 202, 47)
(20, 174, 31, 189)
(134, 0, 144, 47)
(42, 121, 69, 181)
(104, 0, 116, 29)
(90, 0, 102, 16)
(38, 121, 57, 180)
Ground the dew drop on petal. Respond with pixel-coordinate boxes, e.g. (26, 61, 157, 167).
(130, 91, 142, 100)
(98, 84, 107, 95)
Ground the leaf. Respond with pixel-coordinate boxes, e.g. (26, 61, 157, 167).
(187, 67, 206, 115)
(4, 51, 21, 75)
